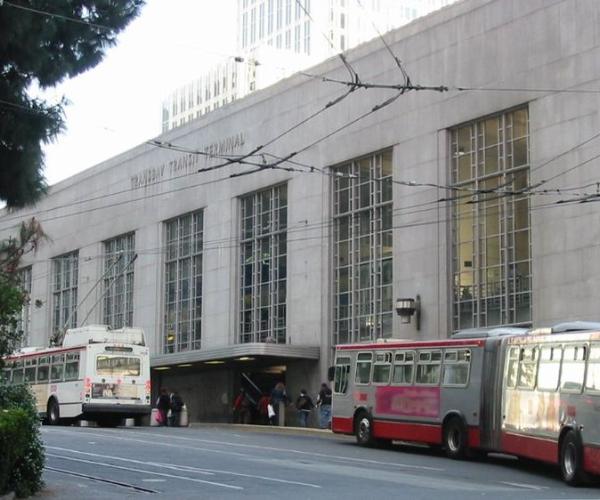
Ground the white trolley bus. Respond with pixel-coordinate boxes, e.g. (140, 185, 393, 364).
(1, 325, 151, 427)
(331, 322, 600, 485)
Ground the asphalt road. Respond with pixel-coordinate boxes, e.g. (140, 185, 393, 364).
(38, 424, 600, 499)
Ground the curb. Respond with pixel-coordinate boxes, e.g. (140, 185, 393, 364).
(188, 422, 341, 438)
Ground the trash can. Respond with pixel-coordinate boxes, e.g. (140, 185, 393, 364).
(179, 405, 189, 427)
(150, 408, 160, 426)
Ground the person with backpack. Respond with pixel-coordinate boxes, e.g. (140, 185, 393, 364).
(316, 382, 332, 429)
(169, 390, 184, 427)
(295, 388, 314, 427)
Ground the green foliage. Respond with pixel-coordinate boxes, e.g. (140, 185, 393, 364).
(0, 0, 145, 207)
(0, 275, 24, 367)
(0, 385, 45, 497)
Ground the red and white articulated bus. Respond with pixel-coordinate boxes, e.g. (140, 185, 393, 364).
(1, 325, 151, 427)
(331, 321, 600, 485)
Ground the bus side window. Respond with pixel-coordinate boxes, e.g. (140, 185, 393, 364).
(560, 345, 586, 393)
(585, 344, 600, 393)
(538, 346, 561, 391)
(355, 352, 373, 385)
(50, 354, 65, 382)
(415, 350, 441, 385)
(442, 349, 471, 386)
(24, 358, 37, 383)
(65, 353, 80, 381)
(334, 356, 351, 394)
(37, 357, 49, 383)
(392, 351, 414, 385)
(517, 347, 538, 389)
(372, 352, 392, 384)
(12, 360, 24, 385)
(506, 347, 519, 388)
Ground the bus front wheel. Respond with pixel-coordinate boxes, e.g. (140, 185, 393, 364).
(355, 412, 375, 446)
(47, 399, 60, 426)
(560, 430, 588, 486)
(443, 417, 467, 459)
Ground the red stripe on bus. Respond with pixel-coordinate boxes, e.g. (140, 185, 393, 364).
(468, 427, 481, 448)
(332, 416, 354, 434)
(336, 339, 485, 351)
(373, 420, 442, 444)
(501, 432, 558, 463)
(583, 446, 600, 475)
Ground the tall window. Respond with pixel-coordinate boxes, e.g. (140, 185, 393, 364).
(333, 150, 393, 345)
(15, 267, 32, 347)
(240, 185, 287, 343)
(52, 252, 78, 336)
(103, 233, 135, 329)
(450, 108, 531, 330)
(164, 211, 203, 354)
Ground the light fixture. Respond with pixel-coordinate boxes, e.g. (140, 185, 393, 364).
(154, 366, 171, 371)
(205, 360, 225, 365)
(395, 295, 421, 330)
(236, 357, 255, 361)
(177, 363, 193, 368)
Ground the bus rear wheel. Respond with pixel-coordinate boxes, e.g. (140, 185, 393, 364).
(47, 399, 60, 426)
(560, 430, 588, 486)
(443, 417, 467, 459)
(355, 412, 375, 446)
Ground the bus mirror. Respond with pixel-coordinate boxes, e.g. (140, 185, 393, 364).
(327, 366, 335, 382)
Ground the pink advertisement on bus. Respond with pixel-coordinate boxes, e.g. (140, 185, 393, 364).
(375, 386, 440, 418)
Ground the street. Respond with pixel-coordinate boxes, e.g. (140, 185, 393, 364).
(39, 425, 600, 499)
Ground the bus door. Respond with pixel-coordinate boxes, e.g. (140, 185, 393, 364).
(332, 354, 353, 432)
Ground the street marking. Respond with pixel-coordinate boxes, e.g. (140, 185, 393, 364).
(44, 466, 159, 494)
(47, 446, 215, 476)
(46, 445, 321, 488)
(142, 479, 166, 482)
(499, 481, 547, 490)
(46, 453, 243, 490)
(45, 427, 443, 472)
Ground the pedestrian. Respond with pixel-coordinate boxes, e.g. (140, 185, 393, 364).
(169, 390, 184, 427)
(156, 388, 170, 426)
(316, 382, 332, 429)
(295, 389, 314, 427)
(232, 388, 252, 424)
(257, 393, 271, 425)
(270, 382, 289, 425)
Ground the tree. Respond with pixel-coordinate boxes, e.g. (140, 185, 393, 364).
(0, 218, 47, 365)
(0, 0, 145, 208)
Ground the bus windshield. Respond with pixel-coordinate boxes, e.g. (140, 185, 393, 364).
(96, 355, 140, 377)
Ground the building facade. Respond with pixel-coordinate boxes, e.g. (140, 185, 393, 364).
(161, 0, 456, 131)
(3, 0, 600, 423)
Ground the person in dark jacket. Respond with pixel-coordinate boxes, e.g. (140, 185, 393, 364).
(295, 388, 314, 427)
(169, 391, 184, 427)
(156, 388, 170, 426)
(316, 382, 332, 429)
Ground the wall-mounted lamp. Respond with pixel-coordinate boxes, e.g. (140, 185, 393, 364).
(395, 295, 421, 331)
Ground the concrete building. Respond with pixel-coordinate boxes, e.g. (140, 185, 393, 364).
(3, 0, 600, 423)
(161, 0, 456, 131)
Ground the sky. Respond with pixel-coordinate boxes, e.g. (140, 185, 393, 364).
(41, 0, 237, 186)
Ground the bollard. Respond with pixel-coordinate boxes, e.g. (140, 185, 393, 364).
(277, 401, 285, 426)
(125, 418, 135, 427)
(179, 405, 189, 427)
(150, 408, 160, 426)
